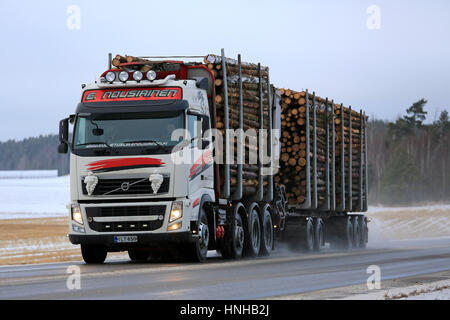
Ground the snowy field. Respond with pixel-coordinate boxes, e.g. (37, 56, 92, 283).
(343, 279, 450, 300)
(367, 204, 450, 241)
(0, 175, 69, 219)
(0, 172, 449, 230)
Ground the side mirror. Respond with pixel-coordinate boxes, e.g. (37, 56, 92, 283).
(58, 118, 69, 154)
(58, 142, 68, 154)
(59, 118, 69, 143)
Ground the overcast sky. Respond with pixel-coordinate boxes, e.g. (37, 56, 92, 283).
(0, 0, 449, 141)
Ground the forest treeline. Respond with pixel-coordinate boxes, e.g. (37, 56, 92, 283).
(0, 135, 69, 176)
(0, 99, 448, 205)
(367, 99, 449, 205)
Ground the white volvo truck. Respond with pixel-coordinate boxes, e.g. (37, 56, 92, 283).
(59, 51, 369, 263)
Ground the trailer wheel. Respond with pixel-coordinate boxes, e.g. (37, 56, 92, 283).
(359, 216, 368, 248)
(260, 207, 273, 256)
(289, 218, 314, 252)
(128, 249, 150, 263)
(338, 217, 354, 250)
(303, 218, 315, 251)
(313, 218, 324, 251)
(81, 244, 107, 264)
(246, 207, 261, 257)
(352, 216, 361, 248)
(187, 206, 209, 262)
(220, 211, 245, 259)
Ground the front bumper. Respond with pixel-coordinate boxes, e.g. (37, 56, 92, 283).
(69, 232, 196, 249)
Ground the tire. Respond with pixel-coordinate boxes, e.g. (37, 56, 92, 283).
(81, 244, 107, 264)
(260, 207, 274, 256)
(352, 216, 361, 248)
(128, 249, 150, 262)
(313, 218, 324, 252)
(246, 207, 261, 257)
(359, 216, 368, 248)
(289, 218, 314, 252)
(221, 212, 245, 259)
(186, 206, 209, 262)
(303, 218, 315, 251)
(339, 217, 354, 250)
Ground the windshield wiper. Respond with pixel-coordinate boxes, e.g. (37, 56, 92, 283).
(122, 140, 165, 149)
(75, 142, 115, 150)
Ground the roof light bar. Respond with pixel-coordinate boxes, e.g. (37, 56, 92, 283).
(133, 71, 143, 82)
(105, 71, 116, 83)
(118, 71, 129, 82)
(146, 70, 157, 81)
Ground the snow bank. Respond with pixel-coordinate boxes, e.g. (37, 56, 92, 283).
(0, 175, 69, 219)
(341, 279, 450, 300)
(367, 205, 450, 242)
(0, 170, 58, 179)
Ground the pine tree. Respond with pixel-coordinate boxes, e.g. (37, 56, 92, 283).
(404, 98, 428, 128)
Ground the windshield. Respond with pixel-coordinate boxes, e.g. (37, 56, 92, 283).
(73, 111, 184, 155)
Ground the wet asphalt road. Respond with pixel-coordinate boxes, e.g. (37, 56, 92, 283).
(1, 237, 450, 299)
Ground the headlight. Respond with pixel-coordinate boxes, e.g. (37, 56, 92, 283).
(146, 70, 157, 81)
(169, 201, 183, 223)
(105, 71, 116, 83)
(132, 70, 143, 82)
(118, 71, 129, 82)
(71, 205, 83, 225)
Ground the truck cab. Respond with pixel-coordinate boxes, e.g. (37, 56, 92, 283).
(59, 59, 218, 263)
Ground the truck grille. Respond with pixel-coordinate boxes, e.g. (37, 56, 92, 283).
(81, 176, 169, 196)
(86, 205, 166, 232)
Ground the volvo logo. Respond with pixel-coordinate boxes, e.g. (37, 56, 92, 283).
(120, 182, 130, 191)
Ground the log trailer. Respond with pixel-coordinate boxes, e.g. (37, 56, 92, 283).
(58, 50, 369, 263)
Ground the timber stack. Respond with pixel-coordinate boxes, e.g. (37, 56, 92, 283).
(204, 54, 271, 197)
(275, 89, 368, 212)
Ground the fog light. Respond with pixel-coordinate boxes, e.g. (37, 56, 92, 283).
(118, 71, 129, 82)
(72, 224, 85, 233)
(168, 223, 182, 231)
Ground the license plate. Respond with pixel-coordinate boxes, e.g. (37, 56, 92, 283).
(114, 235, 138, 243)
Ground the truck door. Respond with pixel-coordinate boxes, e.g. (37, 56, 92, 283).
(187, 113, 214, 196)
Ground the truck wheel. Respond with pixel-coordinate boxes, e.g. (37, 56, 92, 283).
(246, 207, 261, 256)
(81, 244, 107, 264)
(289, 218, 314, 252)
(303, 218, 315, 251)
(359, 216, 368, 248)
(128, 249, 150, 263)
(187, 206, 209, 262)
(313, 218, 324, 251)
(352, 216, 361, 248)
(338, 217, 354, 250)
(221, 212, 245, 259)
(260, 207, 273, 256)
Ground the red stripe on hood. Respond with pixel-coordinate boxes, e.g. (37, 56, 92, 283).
(87, 158, 165, 171)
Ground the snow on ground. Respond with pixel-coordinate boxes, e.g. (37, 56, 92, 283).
(367, 204, 450, 242)
(0, 170, 58, 179)
(0, 175, 69, 219)
(342, 279, 450, 300)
